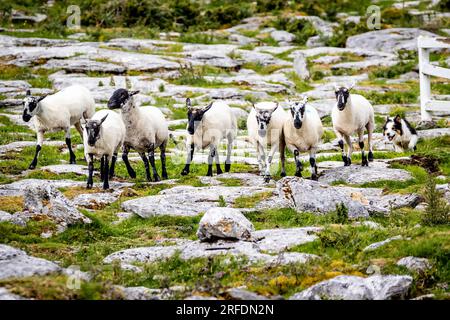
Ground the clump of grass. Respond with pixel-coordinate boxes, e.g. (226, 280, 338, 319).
(0, 196, 24, 213)
(232, 191, 274, 208)
(421, 176, 449, 226)
(287, 72, 313, 93)
(331, 203, 349, 224)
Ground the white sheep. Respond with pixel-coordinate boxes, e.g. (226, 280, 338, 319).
(383, 115, 418, 152)
(283, 96, 323, 180)
(107, 89, 169, 181)
(332, 83, 375, 166)
(22, 85, 95, 169)
(247, 101, 287, 182)
(181, 98, 237, 176)
(83, 110, 126, 190)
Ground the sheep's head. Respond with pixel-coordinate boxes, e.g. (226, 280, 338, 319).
(286, 96, 308, 129)
(22, 90, 47, 122)
(84, 114, 108, 147)
(186, 98, 213, 135)
(334, 82, 354, 111)
(383, 115, 403, 141)
(253, 102, 278, 137)
(107, 89, 139, 112)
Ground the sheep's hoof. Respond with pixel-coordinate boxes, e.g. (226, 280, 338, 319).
(162, 172, 168, 179)
(216, 168, 223, 175)
(225, 163, 231, 172)
(86, 183, 93, 189)
(181, 169, 189, 176)
(69, 158, 76, 164)
(206, 172, 213, 177)
(129, 171, 137, 179)
(295, 172, 302, 178)
(28, 164, 36, 170)
(368, 151, 374, 162)
(362, 158, 369, 167)
(311, 174, 318, 181)
(263, 175, 271, 183)
(153, 175, 161, 182)
(280, 171, 286, 177)
(103, 184, 109, 190)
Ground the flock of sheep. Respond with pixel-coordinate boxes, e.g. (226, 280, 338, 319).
(21, 83, 419, 189)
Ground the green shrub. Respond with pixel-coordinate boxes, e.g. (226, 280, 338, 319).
(421, 176, 450, 226)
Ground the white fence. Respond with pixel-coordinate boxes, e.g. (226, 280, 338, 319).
(418, 36, 450, 121)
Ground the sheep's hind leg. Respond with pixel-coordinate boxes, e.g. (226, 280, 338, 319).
(225, 134, 233, 173)
(148, 144, 161, 182)
(206, 145, 215, 177)
(263, 143, 278, 183)
(294, 150, 303, 177)
(65, 127, 76, 164)
(181, 142, 194, 176)
(102, 155, 110, 190)
(214, 145, 223, 175)
(280, 136, 286, 177)
(358, 130, 368, 167)
(343, 134, 353, 166)
(366, 122, 374, 162)
(109, 149, 119, 179)
(160, 142, 168, 179)
(29, 130, 44, 169)
(122, 145, 136, 179)
(309, 148, 318, 180)
(86, 154, 94, 189)
(336, 131, 349, 166)
(100, 156, 105, 181)
(139, 152, 151, 182)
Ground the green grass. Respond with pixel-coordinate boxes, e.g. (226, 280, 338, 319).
(242, 62, 286, 75)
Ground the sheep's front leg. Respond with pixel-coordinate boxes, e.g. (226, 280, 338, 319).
(102, 155, 110, 190)
(109, 149, 119, 179)
(65, 127, 76, 164)
(358, 130, 368, 167)
(294, 149, 303, 177)
(257, 141, 266, 176)
(366, 122, 374, 162)
(214, 145, 223, 175)
(263, 143, 278, 182)
(309, 147, 318, 180)
(225, 134, 233, 172)
(343, 134, 353, 166)
(139, 152, 151, 182)
(181, 140, 194, 176)
(335, 131, 350, 166)
(29, 130, 44, 169)
(148, 143, 161, 182)
(122, 145, 136, 178)
(86, 153, 94, 189)
(100, 156, 105, 181)
(280, 136, 286, 177)
(206, 145, 216, 177)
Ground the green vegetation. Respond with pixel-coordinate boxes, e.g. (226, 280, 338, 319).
(421, 176, 450, 226)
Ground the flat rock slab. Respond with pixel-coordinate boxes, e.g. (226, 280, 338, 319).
(121, 185, 274, 217)
(72, 192, 119, 209)
(397, 256, 431, 273)
(0, 244, 62, 280)
(273, 177, 420, 217)
(104, 227, 320, 266)
(363, 235, 404, 252)
(290, 275, 413, 300)
(41, 164, 89, 176)
(319, 166, 412, 185)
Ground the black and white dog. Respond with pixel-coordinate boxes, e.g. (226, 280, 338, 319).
(383, 115, 418, 152)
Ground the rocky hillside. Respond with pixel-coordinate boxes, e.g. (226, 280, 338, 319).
(0, 0, 449, 300)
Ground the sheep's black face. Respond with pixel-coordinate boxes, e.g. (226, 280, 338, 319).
(383, 115, 403, 141)
(22, 91, 46, 122)
(186, 99, 213, 135)
(335, 87, 349, 111)
(85, 114, 108, 147)
(289, 102, 306, 130)
(108, 89, 139, 110)
(255, 109, 275, 137)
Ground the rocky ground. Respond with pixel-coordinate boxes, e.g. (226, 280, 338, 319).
(0, 2, 449, 300)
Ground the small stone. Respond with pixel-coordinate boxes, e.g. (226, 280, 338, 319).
(227, 287, 269, 300)
(397, 257, 431, 273)
(363, 236, 404, 252)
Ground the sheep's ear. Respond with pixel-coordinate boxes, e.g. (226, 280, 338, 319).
(302, 95, 308, 104)
(348, 81, 355, 91)
(394, 115, 401, 123)
(252, 103, 256, 109)
(186, 98, 192, 109)
(129, 90, 140, 96)
(99, 114, 108, 125)
(203, 102, 213, 113)
(37, 94, 48, 102)
(271, 103, 279, 114)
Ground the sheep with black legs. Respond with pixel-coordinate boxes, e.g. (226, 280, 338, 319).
(107, 89, 169, 182)
(332, 83, 375, 167)
(22, 85, 95, 169)
(181, 98, 237, 177)
(383, 115, 418, 152)
(247, 101, 287, 182)
(283, 96, 323, 180)
(83, 110, 126, 190)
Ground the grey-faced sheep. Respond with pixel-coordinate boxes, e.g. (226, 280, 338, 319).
(382, 115, 418, 152)
(332, 83, 375, 166)
(83, 110, 126, 190)
(22, 85, 95, 169)
(107, 89, 169, 182)
(180, 98, 237, 176)
(247, 101, 287, 182)
(283, 96, 323, 180)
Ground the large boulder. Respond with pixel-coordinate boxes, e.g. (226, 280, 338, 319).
(346, 28, 439, 53)
(290, 275, 413, 300)
(197, 207, 255, 242)
(319, 166, 412, 185)
(21, 185, 91, 234)
(0, 244, 62, 280)
(293, 54, 310, 80)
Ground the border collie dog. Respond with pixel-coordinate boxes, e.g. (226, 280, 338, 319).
(383, 115, 418, 152)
